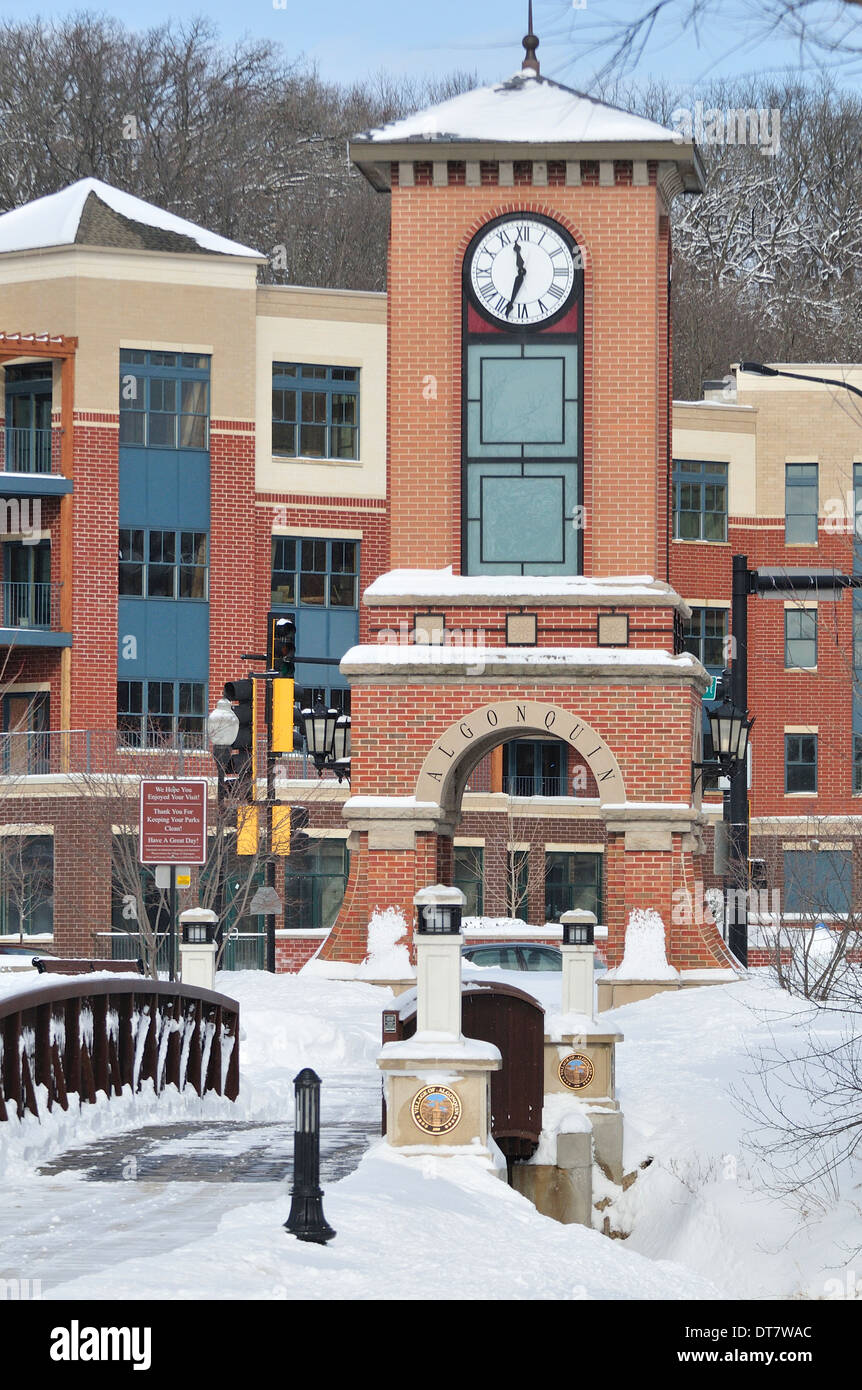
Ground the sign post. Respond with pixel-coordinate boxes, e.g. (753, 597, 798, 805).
(140, 780, 208, 980)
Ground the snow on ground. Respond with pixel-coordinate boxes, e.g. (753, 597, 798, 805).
(1, 965, 860, 1299)
(608, 974, 862, 1300)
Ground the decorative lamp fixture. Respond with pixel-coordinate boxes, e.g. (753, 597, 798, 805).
(560, 909, 596, 946)
(301, 699, 340, 771)
(179, 908, 218, 945)
(707, 695, 754, 769)
(331, 714, 351, 782)
(207, 697, 240, 747)
(414, 884, 465, 935)
(299, 700, 351, 782)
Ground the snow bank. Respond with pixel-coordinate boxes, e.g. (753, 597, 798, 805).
(608, 909, 679, 981)
(356, 907, 413, 980)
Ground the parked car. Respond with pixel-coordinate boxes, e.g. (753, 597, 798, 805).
(462, 942, 562, 972)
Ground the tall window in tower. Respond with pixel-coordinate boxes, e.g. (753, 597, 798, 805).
(462, 213, 583, 576)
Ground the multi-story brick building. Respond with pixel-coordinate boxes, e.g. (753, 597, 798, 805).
(673, 366, 862, 944)
(0, 56, 856, 974)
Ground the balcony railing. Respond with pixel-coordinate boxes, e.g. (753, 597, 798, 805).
(0, 728, 325, 779)
(1, 427, 57, 474)
(503, 775, 569, 797)
(1, 580, 62, 631)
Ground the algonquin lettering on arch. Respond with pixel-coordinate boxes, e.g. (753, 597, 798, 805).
(414, 700, 625, 804)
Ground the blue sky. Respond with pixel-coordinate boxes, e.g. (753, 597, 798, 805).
(6, 0, 862, 91)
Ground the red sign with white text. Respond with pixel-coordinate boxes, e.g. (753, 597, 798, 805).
(139, 779, 208, 865)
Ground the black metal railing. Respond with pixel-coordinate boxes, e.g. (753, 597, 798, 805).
(0, 728, 324, 779)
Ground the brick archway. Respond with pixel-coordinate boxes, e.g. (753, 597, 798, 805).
(415, 699, 625, 817)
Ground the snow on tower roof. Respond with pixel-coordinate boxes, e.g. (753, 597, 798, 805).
(351, 71, 703, 192)
(0, 178, 263, 259)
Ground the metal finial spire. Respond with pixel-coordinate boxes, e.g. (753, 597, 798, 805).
(522, 1, 540, 74)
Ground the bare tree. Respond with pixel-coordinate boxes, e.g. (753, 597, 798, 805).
(550, 0, 862, 81)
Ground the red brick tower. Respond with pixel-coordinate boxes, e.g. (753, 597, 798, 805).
(322, 48, 732, 972)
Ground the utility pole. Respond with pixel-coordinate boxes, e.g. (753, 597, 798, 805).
(726, 554, 750, 967)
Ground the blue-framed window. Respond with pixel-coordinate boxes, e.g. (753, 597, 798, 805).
(119, 350, 210, 450)
(785, 733, 817, 793)
(681, 607, 727, 673)
(504, 739, 566, 795)
(117, 679, 206, 747)
(785, 463, 818, 545)
(4, 363, 53, 473)
(783, 849, 851, 915)
(785, 608, 817, 669)
(272, 363, 359, 460)
(673, 460, 728, 542)
(119, 529, 208, 599)
(271, 537, 358, 609)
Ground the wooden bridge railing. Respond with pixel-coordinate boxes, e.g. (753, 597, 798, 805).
(0, 977, 240, 1122)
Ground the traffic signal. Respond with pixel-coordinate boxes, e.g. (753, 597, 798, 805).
(271, 677, 294, 754)
(289, 804, 310, 857)
(223, 678, 255, 799)
(270, 613, 296, 677)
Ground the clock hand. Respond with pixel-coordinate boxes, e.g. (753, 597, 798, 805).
(506, 242, 527, 317)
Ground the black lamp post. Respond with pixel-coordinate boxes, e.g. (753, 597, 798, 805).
(300, 698, 351, 783)
(284, 1068, 336, 1245)
(561, 911, 595, 946)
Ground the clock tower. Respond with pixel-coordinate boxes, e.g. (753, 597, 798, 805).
(322, 28, 734, 982)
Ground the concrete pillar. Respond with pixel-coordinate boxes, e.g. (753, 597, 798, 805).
(560, 909, 597, 1017)
(414, 884, 464, 1039)
(179, 908, 218, 991)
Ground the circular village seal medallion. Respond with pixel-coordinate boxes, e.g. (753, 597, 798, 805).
(411, 1085, 463, 1136)
(559, 1052, 594, 1090)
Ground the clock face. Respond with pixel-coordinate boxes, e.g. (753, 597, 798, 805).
(468, 215, 577, 328)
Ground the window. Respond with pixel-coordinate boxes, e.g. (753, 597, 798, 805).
(785, 464, 818, 544)
(785, 608, 817, 668)
(272, 364, 359, 460)
(0, 834, 53, 936)
(783, 849, 851, 916)
(504, 740, 565, 796)
(855, 734, 862, 793)
(119, 529, 208, 599)
(271, 537, 358, 610)
(284, 839, 349, 932)
(454, 846, 483, 917)
(506, 850, 529, 918)
(673, 460, 728, 542)
(3, 540, 51, 627)
(119, 350, 210, 450)
(544, 851, 603, 924)
(294, 686, 351, 718)
(785, 733, 817, 793)
(681, 607, 728, 672)
(117, 679, 206, 747)
(465, 945, 522, 969)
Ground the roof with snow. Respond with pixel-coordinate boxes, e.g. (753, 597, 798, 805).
(351, 71, 703, 192)
(0, 178, 263, 259)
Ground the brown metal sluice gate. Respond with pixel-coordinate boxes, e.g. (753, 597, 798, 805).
(381, 981, 545, 1163)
